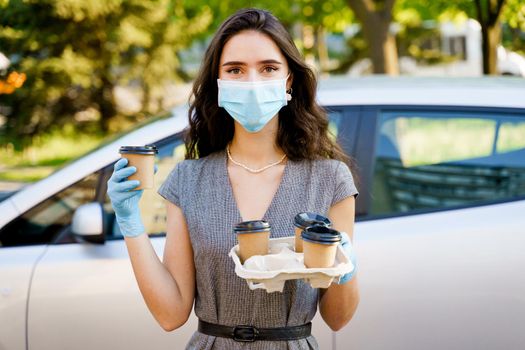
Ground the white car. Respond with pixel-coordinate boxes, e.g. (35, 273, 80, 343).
(1, 77, 525, 350)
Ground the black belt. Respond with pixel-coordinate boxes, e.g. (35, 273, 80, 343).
(198, 319, 312, 342)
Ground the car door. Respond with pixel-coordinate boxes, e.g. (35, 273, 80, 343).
(0, 242, 47, 350)
(0, 170, 103, 350)
(337, 106, 525, 350)
(26, 134, 197, 350)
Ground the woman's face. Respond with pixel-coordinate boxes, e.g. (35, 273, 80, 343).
(219, 30, 291, 88)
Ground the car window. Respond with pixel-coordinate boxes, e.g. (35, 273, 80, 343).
(370, 110, 525, 216)
(0, 172, 100, 247)
(103, 136, 186, 238)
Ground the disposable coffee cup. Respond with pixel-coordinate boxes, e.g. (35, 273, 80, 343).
(234, 220, 271, 264)
(293, 212, 332, 253)
(301, 225, 341, 268)
(119, 145, 158, 190)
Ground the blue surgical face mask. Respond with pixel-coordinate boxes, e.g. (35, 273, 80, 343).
(217, 76, 289, 133)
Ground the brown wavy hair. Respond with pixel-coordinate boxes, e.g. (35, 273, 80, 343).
(185, 8, 350, 165)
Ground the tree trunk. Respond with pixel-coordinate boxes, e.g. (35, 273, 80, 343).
(481, 22, 501, 75)
(316, 26, 330, 72)
(142, 84, 151, 114)
(347, 0, 399, 75)
(475, 0, 506, 75)
(364, 22, 399, 74)
(96, 77, 116, 133)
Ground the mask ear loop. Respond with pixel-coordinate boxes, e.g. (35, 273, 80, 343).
(285, 73, 293, 101)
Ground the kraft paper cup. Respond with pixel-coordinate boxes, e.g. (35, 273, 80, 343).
(302, 225, 341, 268)
(293, 212, 332, 253)
(119, 145, 158, 190)
(234, 220, 271, 264)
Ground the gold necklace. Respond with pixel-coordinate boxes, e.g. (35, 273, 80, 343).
(226, 145, 287, 174)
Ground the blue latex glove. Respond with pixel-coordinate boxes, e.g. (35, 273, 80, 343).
(107, 158, 146, 238)
(336, 232, 357, 284)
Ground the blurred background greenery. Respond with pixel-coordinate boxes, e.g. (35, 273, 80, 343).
(0, 0, 524, 183)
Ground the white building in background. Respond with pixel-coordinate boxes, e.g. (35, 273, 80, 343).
(347, 19, 525, 77)
(434, 19, 525, 77)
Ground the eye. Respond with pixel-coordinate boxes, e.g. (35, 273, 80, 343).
(263, 66, 278, 73)
(226, 68, 241, 74)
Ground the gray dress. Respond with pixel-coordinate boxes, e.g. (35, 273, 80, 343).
(158, 150, 359, 350)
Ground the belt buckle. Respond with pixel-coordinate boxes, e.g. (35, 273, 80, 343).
(232, 325, 258, 342)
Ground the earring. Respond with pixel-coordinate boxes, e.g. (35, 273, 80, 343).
(286, 88, 293, 101)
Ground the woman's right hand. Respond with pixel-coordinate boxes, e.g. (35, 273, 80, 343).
(107, 158, 145, 238)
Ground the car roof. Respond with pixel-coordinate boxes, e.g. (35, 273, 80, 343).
(317, 76, 525, 108)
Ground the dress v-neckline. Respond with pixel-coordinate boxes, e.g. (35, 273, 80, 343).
(221, 150, 290, 223)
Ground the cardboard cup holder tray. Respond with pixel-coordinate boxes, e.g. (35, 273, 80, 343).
(228, 236, 354, 293)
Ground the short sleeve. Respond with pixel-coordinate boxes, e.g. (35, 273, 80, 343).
(331, 161, 359, 206)
(157, 162, 181, 207)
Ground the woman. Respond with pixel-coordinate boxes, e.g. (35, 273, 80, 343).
(107, 8, 359, 349)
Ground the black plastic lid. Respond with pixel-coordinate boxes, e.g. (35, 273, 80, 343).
(294, 212, 332, 229)
(119, 145, 158, 155)
(234, 220, 271, 234)
(301, 225, 341, 245)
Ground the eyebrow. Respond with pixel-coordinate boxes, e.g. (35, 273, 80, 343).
(222, 59, 283, 67)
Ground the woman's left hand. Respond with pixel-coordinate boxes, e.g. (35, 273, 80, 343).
(337, 232, 357, 284)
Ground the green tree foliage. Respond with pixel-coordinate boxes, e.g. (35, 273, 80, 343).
(0, 0, 212, 149)
(1, 0, 523, 152)
(501, 0, 525, 55)
(394, 0, 461, 65)
(186, 0, 355, 73)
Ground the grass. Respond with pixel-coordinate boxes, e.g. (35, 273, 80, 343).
(0, 126, 105, 183)
(0, 167, 56, 182)
(0, 113, 170, 184)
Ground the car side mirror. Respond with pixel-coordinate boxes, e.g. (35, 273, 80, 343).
(71, 202, 106, 244)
